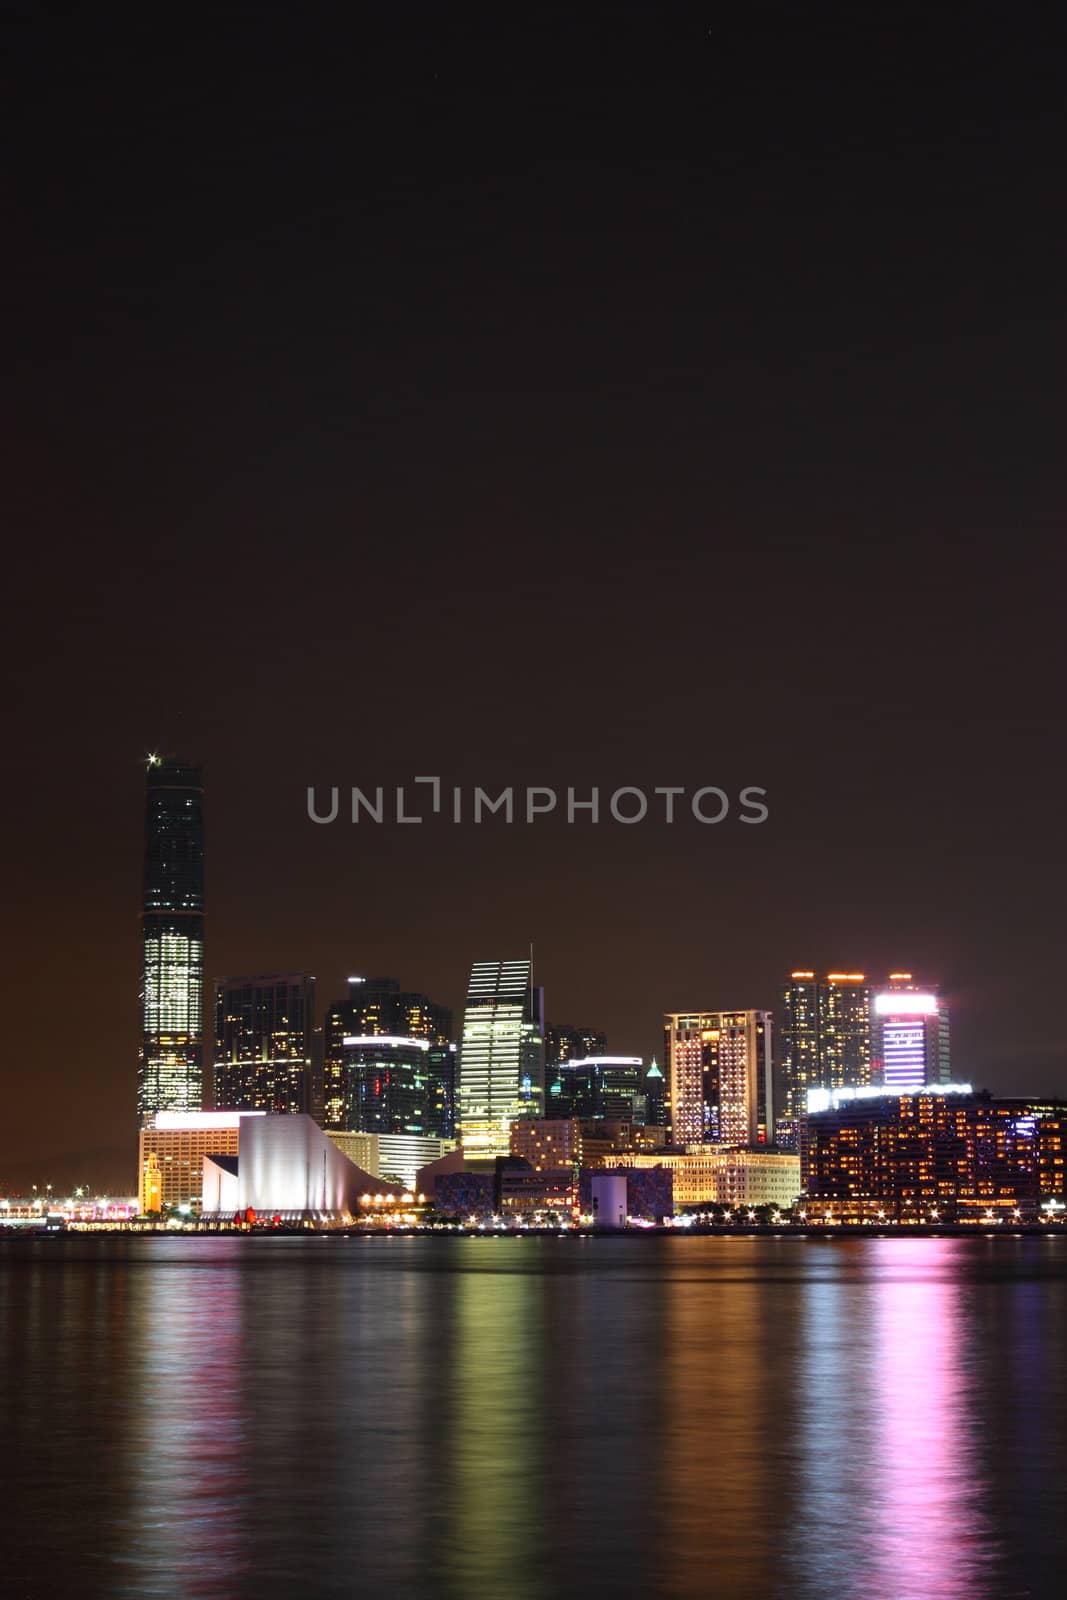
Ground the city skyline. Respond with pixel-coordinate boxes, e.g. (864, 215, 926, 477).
(0, 746, 1054, 1192)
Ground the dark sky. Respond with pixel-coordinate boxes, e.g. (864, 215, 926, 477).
(4, 2, 1066, 1188)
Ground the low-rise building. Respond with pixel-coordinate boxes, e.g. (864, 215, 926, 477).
(138, 1110, 266, 1210)
(624, 1147, 801, 1208)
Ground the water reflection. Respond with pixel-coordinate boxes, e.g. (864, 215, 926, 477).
(443, 1244, 548, 1600)
(792, 1240, 1002, 1599)
(3, 1235, 1067, 1600)
(115, 1241, 251, 1597)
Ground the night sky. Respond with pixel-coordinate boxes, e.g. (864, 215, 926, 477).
(5, 3, 1066, 1188)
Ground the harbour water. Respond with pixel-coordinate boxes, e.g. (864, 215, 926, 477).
(2, 1234, 1066, 1599)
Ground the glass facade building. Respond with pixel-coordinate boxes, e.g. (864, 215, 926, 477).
(138, 757, 204, 1119)
(871, 974, 951, 1092)
(545, 1024, 608, 1071)
(547, 1056, 647, 1121)
(340, 1035, 454, 1138)
(213, 973, 315, 1114)
(456, 959, 545, 1158)
(322, 976, 452, 1127)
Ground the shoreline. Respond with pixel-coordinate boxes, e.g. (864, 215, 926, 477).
(4, 1223, 1067, 1242)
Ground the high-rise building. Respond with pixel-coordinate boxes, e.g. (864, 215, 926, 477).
(779, 971, 872, 1146)
(339, 1034, 453, 1138)
(322, 976, 452, 1126)
(644, 1056, 667, 1126)
(545, 1024, 608, 1070)
(547, 1056, 646, 1121)
(138, 756, 204, 1120)
(871, 974, 950, 1091)
(664, 1011, 773, 1149)
(213, 974, 315, 1114)
(457, 959, 545, 1158)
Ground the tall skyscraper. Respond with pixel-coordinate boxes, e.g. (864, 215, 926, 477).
(138, 756, 204, 1119)
(339, 1034, 453, 1137)
(321, 976, 452, 1127)
(456, 959, 545, 1158)
(779, 971, 872, 1145)
(644, 1056, 667, 1127)
(664, 1011, 773, 1149)
(214, 974, 316, 1114)
(871, 974, 950, 1091)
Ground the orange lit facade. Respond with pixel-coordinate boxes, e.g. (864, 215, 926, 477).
(801, 1092, 1064, 1220)
(663, 1011, 772, 1148)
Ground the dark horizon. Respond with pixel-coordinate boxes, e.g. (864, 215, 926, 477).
(5, 4, 1066, 1188)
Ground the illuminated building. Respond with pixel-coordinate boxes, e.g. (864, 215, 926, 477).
(801, 1088, 1039, 1219)
(626, 1147, 800, 1208)
(339, 1034, 454, 1138)
(499, 1164, 577, 1218)
(579, 1119, 668, 1167)
(590, 1172, 627, 1226)
(871, 974, 950, 1091)
(138, 1110, 264, 1210)
(137, 757, 204, 1119)
(213, 973, 315, 1113)
(426, 1043, 457, 1137)
(456, 960, 545, 1158)
(199, 1114, 388, 1221)
(547, 1056, 646, 1121)
(510, 1117, 583, 1171)
(779, 971, 871, 1146)
(202, 1154, 239, 1213)
(545, 1023, 608, 1075)
(644, 1056, 667, 1126)
(663, 1011, 773, 1148)
(325, 1130, 452, 1190)
(322, 976, 451, 1126)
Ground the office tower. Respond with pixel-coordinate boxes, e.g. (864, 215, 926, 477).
(548, 1056, 645, 1121)
(137, 756, 204, 1119)
(664, 1011, 773, 1149)
(322, 976, 452, 1127)
(871, 974, 950, 1091)
(427, 1043, 457, 1137)
(778, 972, 872, 1146)
(213, 974, 315, 1114)
(644, 1056, 667, 1127)
(456, 959, 545, 1158)
(340, 1034, 453, 1137)
(544, 1024, 609, 1106)
(545, 1024, 609, 1070)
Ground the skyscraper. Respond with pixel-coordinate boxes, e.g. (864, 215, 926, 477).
(456, 959, 545, 1158)
(545, 1023, 609, 1070)
(138, 756, 204, 1119)
(547, 1056, 646, 1121)
(644, 1056, 667, 1127)
(779, 971, 872, 1146)
(663, 1011, 773, 1149)
(214, 973, 316, 1114)
(339, 1034, 453, 1137)
(871, 974, 950, 1091)
(321, 976, 452, 1126)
